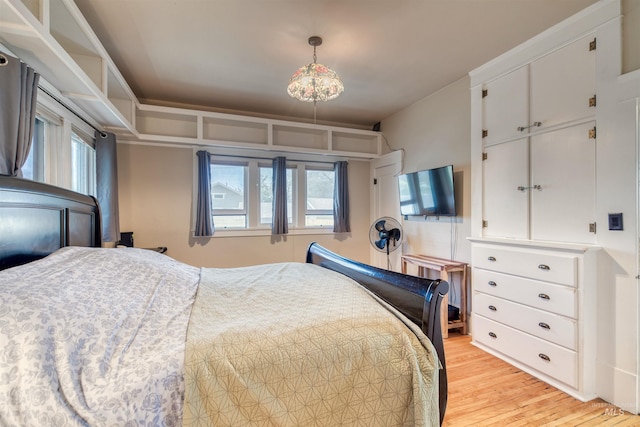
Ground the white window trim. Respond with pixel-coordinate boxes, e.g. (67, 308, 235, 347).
(35, 85, 96, 190)
(191, 148, 338, 237)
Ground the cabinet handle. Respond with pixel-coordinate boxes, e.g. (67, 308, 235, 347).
(538, 264, 550, 271)
(538, 353, 551, 362)
(517, 185, 543, 192)
(538, 322, 551, 330)
(517, 121, 542, 132)
(487, 256, 496, 262)
(488, 332, 497, 338)
(538, 293, 551, 300)
(488, 281, 497, 287)
(488, 305, 497, 311)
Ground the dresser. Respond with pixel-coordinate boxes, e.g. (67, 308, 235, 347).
(469, 238, 599, 400)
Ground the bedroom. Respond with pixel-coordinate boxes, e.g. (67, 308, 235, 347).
(1, 0, 640, 424)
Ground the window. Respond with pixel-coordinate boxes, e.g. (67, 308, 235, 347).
(22, 117, 46, 181)
(204, 155, 337, 233)
(210, 162, 247, 228)
(305, 168, 335, 227)
(71, 131, 96, 196)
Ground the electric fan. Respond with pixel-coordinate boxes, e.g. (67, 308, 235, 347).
(369, 217, 403, 268)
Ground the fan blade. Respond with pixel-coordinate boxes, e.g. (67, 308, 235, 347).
(389, 228, 401, 242)
(375, 238, 387, 250)
(374, 220, 386, 232)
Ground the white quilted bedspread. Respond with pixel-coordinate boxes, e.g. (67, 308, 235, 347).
(183, 262, 440, 427)
(0, 247, 200, 427)
(0, 249, 439, 426)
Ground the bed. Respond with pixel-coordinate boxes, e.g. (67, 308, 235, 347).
(0, 175, 449, 426)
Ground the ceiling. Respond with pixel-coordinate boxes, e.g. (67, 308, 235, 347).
(73, 0, 599, 129)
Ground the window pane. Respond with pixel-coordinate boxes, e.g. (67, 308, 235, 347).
(22, 118, 45, 181)
(211, 163, 246, 228)
(213, 215, 247, 228)
(210, 164, 246, 211)
(71, 132, 96, 196)
(305, 214, 334, 227)
(306, 169, 334, 227)
(259, 167, 293, 224)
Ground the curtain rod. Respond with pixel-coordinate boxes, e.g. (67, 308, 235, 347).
(38, 85, 108, 138)
(209, 152, 340, 165)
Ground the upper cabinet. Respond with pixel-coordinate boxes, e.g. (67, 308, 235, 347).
(471, 0, 620, 245)
(476, 34, 599, 244)
(482, 35, 596, 146)
(529, 36, 597, 130)
(482, 66, 529, 145)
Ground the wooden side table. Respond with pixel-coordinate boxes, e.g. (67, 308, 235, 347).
(401, 254, 468, 338)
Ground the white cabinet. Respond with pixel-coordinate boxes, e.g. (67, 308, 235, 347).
(479, 34, 597, 244)
(470, 239, 598, 400)
(482, 66, 529, 145)
(482, 139, 529, 239)
(530, 122, 596, 244)
(529, 36, 596, 129)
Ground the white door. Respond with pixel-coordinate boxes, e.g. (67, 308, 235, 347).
(530, 122, 597, 244)
(370, 151, 403, 270)
(483, 139, 530, 239)
(483, 66, 529, 144)
(530, 35, 596, 130)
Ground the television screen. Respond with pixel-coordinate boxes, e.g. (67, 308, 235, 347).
(398, 165, 456, 217)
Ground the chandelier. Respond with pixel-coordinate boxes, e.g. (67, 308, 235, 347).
(287, 36, 344, 103)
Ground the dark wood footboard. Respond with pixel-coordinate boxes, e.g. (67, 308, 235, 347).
(306, 242, 449, 424)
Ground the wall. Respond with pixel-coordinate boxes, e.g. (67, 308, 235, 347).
(116, 143, 371, 267)
(379, 77, 472, 308)
(623, 0, 640, 73)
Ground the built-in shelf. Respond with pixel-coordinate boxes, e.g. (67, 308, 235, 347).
(0, 0, 382, 159)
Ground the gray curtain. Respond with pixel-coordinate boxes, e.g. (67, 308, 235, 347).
(333, 161, 350, 233)
(272, 156, 288, 235)
(0, 52, 39, 176)
(195, 150, 214, 237)
(95, 131, 120, 242)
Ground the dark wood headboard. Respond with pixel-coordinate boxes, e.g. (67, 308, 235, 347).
(0, 176, 101, 270)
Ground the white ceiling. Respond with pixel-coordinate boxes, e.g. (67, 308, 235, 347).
(73, 0, 599, 129)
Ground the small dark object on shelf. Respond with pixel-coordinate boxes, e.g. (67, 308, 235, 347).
(448, 304, 460, 322)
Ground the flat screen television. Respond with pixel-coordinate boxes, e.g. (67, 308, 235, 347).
(398, 165, 456, 217)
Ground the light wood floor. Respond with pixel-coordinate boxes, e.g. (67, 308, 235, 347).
(442, 333, 639, 426)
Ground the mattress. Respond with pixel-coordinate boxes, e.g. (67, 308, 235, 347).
(0, 247, 439, 426)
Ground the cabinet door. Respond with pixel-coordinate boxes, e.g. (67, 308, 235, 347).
(530, 122, 596, 244)
(483, 66, 529, 144)
(530, 35, 596, 130)
(483, 139, 529, 239)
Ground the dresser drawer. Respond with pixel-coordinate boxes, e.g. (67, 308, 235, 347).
(473, 316, 578, 388)
(473, 268, 577, 318)
(472, 245, 577, 286)
(474, 292, 577, 349)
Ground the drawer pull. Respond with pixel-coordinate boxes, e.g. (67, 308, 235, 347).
(538, 322, 551, 330)
(538, 353, 551, 362)
(488, 281, 497, 287)
(538, 264, 550, 271)
(538, 293, 550, 300)
(487, 256, 497, 262)
(488, 305, 497, 311)
(488, 332, 497, 338)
